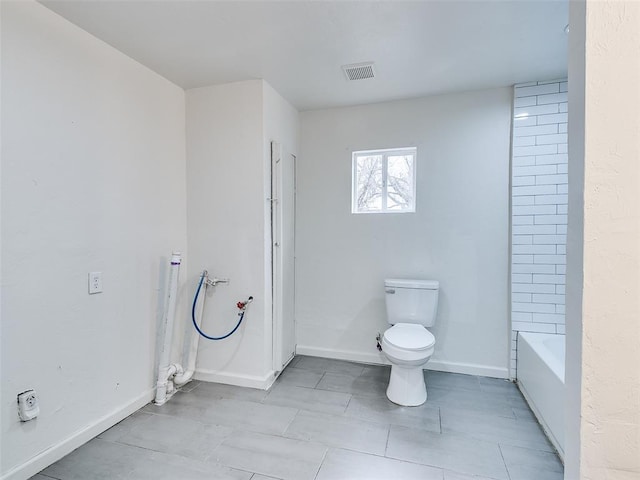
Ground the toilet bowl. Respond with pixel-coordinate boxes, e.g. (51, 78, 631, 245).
(381, 323, 435, 406)
(381, 279, 439, 406)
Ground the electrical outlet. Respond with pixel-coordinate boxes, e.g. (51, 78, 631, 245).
(17, 390, 39, 421)
(89, 272, 103, 294)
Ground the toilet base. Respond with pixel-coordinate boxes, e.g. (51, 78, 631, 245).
(386, 364, 427, 406)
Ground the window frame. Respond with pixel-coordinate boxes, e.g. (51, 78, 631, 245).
(351, 147, 417, 214)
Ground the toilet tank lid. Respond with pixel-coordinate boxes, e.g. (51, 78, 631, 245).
(385, 279, 439, 289)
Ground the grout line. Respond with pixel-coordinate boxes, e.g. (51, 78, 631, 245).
(312, 448, 329, 480)
(383, 424, 391, 456)
(497, 443, 513, 480)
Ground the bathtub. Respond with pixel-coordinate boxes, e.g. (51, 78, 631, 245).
(517, 332, 565, 460)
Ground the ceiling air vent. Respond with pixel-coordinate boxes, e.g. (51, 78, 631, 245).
(342, 62, 376, 81)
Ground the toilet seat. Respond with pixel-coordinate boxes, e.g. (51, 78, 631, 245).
(383, 323, 435, 351)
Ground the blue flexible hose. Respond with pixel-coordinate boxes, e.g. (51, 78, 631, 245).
(191, 273, 245, 340)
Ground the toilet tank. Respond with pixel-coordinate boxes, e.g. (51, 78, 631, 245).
(384, 279, 439, 327)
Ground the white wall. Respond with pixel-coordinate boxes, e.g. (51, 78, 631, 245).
(185, 80, 298, 387)
(297, 89, 512, 378)
(510, 79, 568, 377)
(0, 2, 187, 479)
(566, 1, 640, 478)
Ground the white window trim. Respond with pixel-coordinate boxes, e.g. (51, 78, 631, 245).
(351, 147, 417, 214)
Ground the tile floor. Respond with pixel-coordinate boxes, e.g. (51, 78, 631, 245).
(33, 356, 563, 480)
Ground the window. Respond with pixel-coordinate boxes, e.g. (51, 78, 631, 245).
(352, 147, 417, 214)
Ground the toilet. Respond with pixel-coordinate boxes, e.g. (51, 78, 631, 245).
(380, 278, 439, 406)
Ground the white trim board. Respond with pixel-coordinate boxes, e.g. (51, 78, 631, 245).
(295, 345, 509, 379)
(1, 389, 154, 480)
(194, 368, 277, 390)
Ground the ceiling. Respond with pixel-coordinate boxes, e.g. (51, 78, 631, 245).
(41, 1, 568, 111)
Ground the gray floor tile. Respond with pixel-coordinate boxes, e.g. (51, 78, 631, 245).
(264, 384, 351, 415)
(293, 356, 365, 377)
(41, 439, 153, 479)
(359, 365, 391, 381)
(99, 411, 233, 460)
(210, 430, 326, 480)
(145, 397, 297, 435)
(386, 425, 510, 480)
(500, 444, 564, 480)
(440, 407, 554, 452)
(29, 476, 57, 480)
(132, 451, 252, 480)
(275, 367, 324, 388)
(443, 471, 496, 480)
(316, 372, 387, 397)
(315, 448, 444, 480)
(250, 475, 282, 480)
(190, 381, 269, 402)
(426, 386, 517, 418)
(478, 377, 521, 398)
(425, 370, 481, 391)
(284, 410, 389, 455)
(178, 380, 202, 393)
(345, 394, 441, 432)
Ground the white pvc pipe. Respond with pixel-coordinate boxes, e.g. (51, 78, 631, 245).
(154, 252, 182, 405)
(173, 272, 206, 386)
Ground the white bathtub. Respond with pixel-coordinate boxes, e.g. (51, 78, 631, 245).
(517, 332, 565, 460)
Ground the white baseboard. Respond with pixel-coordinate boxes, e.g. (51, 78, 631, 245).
(295, 345, 509, 379)
(194, 368, 277, 390)
(1, 389, 155, 480)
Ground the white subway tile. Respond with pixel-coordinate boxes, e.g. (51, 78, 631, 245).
(515, 81, 538, 88)
(556, 304, 566, 314)
(513, 185, 557, 196)
(537, 113, 568, 125)
(557, 244, 566, 254)
(537, 79, 567, 85)
(513, 244, 556, 254)
(515, 104, 560, 117)
(513, 156, 536, 167)
(512, 273, 533, 283)
(537, 92, 568, 105)
(514, 136, 536, 147)
(535, 194, 568, 205)
(558, 123, 568, 133)
(557, 205, 568, 214)
(512, 302, 556, 313)
(513, 264, 556, 274)
(513, 195, 535, 205)
(558, 144, 568, 153)
(532, 313, 565, 324)
(512, 322, 557, 333)
(532, 293, 566, 304)
(513, 144, 558, 157)
(512, 311, 533, 321)
(556, 325, 566, 334)
(556, 264, 567, 275)
(536, 174, 569, 185)
(512, 224, 557, 235)
(533, 234, 567, 244)
(512, 235, 533, 244)
(512, 283, 556, 293)
(515, 83, 560, 97)
(556, 285, 566, 294)
(559, 103, 568, 113)
(534, 214, 568, 225)
(556, 224, 568, 234)
(514, 124, 558, 137)
(513, 254, 534, 263)
(533, 274, 566, 284)
(513, 216, 534, 225)
(512, 292, 532, 302)
(513, 164, 557, 176)
(513, 176, 536, 186)
(514, 96, 537, 108)
(513, 205, 557, 216)
(534, 254, 566, 264)
(560, 81, 568, 93)
(514, 116, 537, 127)
(557, 164, 568, 174)
(536, 133, 569, 145)
(536, 153, 568, 165)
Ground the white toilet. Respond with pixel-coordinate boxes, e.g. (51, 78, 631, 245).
(380, 278, 439, 406)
